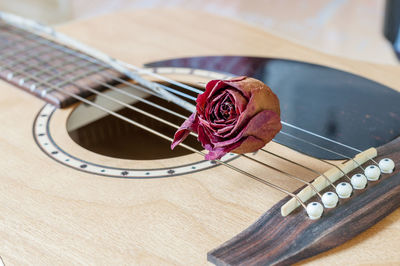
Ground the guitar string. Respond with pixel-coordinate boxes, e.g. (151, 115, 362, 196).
(51, 76, 332, 195)
(120, 62, 374, 158)
(2, 22, 198, 111)
(66, 78, 329, 195)
(2, 24, 365, 170)
(258, 149, 338, 186)
(79, 68, 365, 174)
(80, 69, 363, 177)
(2, 62, 308, 209)
(0, 48, 103, 92)
(2, 21, 376, 167)
(0, 30, 365, 188)
(0, 29, 361, 187)
(278, 131, 366, 170)
(1, 20, 370, 194)
(0, 41, 338, 193)
(261, 148, 351, 181)
(1, 55, 329, 200)
(28, 35, 367, 169)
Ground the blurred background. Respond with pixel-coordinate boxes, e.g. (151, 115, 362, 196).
(0, 0, 398, 65)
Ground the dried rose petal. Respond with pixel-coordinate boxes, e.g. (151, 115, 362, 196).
(171, 76, 281, 160)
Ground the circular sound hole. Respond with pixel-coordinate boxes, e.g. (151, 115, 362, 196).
(67, 83, 203, 160)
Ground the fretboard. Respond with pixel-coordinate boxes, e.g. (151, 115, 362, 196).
(0, 20, 125, 108)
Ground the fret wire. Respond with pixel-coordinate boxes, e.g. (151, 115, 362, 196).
(0, 34, 28, 50)
(41, 65, 107, 96)
(25, 59, 102, 90)
(1, 27, 109, 90)
(3, 26, 93, 74)
(0, 42, 105, 84)
(6, 25, 97, 64)
(0, 32, 76, 77)
(0, 45, 64, 72)
(17, 50, 70, 75)
(7, 26, 197, 107)
(0, 28, 47, 52)
(4, 25, 179, 104)
(14, 31, 198, 102)
(0, 40, 45, 62)
(0, 29, 38, 49)
(4, 24, 48, 44)
(7, 26, 195, 121)
(0, 51, 99, 90)
(6, 63, 306, 209)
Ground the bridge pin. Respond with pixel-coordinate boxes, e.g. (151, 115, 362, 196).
(321, 192, 339, 208)
(351, 174, 367, 189)
(379, 158, 395, 174)
(306, 202, 323, 220)
(364, 165, 381, 181)
(336, 182, 353, 198)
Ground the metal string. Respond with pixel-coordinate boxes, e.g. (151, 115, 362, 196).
(1, 27, 366, 186)
(88, 70, 371, 173)
(76, 75, 341, 192)
(2, 59, 307, 210)
(0, 12, 381, 213)
(5, 46, 338, 194)
(1, 12, 379, 167)
(12, 55, 325, 200)
(2, 19, 374, 204)
(260, 149, 336, 188)
(5, 24, 197, 112)
(0, 28, 360, 187)
(242, 154, 323, 197)
(40, 38, 375, 168)
(278, 131, 365, 171)
(80, 68, 369, 178)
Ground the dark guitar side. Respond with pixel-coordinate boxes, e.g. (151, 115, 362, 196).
(208, 136, 400, 265)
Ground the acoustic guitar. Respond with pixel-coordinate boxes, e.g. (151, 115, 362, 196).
(0, 9, 399, 265)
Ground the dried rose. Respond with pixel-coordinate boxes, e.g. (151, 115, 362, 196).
(171, 76, 281, 160)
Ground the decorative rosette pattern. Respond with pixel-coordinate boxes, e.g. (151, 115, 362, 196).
(171, 76, 282, 160)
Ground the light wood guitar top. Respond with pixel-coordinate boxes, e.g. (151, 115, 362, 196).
(0, 9, 399, 265)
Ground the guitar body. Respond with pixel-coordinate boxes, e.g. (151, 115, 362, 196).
(0, 9, 399, 265)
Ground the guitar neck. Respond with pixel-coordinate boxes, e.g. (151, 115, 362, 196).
(0, 20, 124, 108)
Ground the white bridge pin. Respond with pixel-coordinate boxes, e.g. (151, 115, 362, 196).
(364, 165, 381, 181)
(306, 202, 323, 220)
(351, 174, 368, 189)
(321, 192, 339, 208)
(336, 182, 353, 198)
(379, 158, 395, 174)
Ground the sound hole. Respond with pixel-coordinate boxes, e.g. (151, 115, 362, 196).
(67, 83, 203, 160)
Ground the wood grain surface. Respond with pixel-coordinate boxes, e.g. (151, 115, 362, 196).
(208, 137, 400, 265)
(0, 9, 399, 265)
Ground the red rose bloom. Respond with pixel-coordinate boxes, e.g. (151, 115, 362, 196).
(171, 76, 281, 160)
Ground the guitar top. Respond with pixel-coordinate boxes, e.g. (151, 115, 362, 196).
(0, 9, 399, 265)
